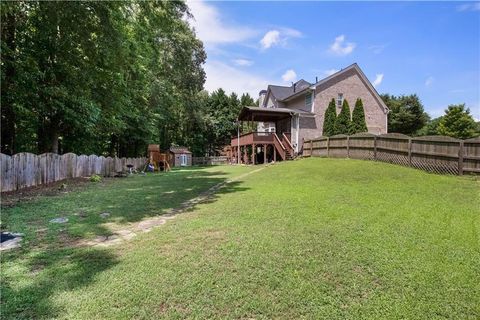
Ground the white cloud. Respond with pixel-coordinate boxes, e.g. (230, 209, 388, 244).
(186, 0, 256, 47)
(329, 35, 356, 56)
(282, 69, 297, 83)
(233, 59, 253, 67)
(425, 76, 434, 87)
(260, 30, 281, 49)
(456, 3, 480, 12)
(260, 28, 302, 50)
(323, 69, 339, 77)
(372, 74, 384, 87)
(203, 60, 272, 98)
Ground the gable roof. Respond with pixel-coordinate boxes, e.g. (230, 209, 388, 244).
(267, 79, 312, 102)
(310, 63, 388, 113)
(265, 63, 389, 113)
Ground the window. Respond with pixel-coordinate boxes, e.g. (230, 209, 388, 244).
(180, 154, 187, 166)
(305, 93, 312, 110)
(337, 93, 343, 107)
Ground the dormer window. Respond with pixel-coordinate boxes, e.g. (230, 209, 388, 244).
(337, 93, 344, 107)
(305, 93, 312, 110)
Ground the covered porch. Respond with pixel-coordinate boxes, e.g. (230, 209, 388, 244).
(230, 106, 301, 164)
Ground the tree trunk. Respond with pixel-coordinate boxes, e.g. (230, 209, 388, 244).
(1, 9, 17, 155)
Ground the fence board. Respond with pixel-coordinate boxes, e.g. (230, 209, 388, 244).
(303, 134, 480, 176)
(0, 153, 147, 192)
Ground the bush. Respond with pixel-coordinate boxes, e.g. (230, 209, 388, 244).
(90, 174, 102, 182)
(350, 98, 368, 134)
(323, 98, 337, 136)
(334, 99, 351, 135)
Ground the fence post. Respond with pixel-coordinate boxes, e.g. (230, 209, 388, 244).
(408, 138, 412, 167)
(346, 136, 350, 158)
(327, 137, 330, 157)
(373, 136, 377, 161)
(458, 141, 464, 175)
(310, 139, 313, 156)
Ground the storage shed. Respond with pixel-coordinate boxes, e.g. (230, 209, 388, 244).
(169, 147, 192, 167)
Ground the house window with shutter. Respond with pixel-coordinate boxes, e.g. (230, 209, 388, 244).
(337, 93, 344, 107)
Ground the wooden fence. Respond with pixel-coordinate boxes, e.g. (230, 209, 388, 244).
(192, 156, 229, 166)
(303, 133, 480, 175)
(0, 153, 147, 192)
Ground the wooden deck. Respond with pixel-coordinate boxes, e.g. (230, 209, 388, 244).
(230, 132, 294, 164)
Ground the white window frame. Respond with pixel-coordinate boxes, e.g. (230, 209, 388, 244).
(337, 93, 344, 107)
(180, 154, 188, 166)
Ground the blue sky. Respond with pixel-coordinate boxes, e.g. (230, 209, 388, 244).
(186, 1, 480, 119)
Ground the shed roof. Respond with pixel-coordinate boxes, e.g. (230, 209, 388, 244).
(169, 147, 192, 154)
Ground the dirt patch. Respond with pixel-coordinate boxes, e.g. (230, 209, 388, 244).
(1, 177, 114, 208)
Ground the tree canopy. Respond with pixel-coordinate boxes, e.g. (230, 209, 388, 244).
(381, 94, 428, 135)
(437, 104, 477, 139)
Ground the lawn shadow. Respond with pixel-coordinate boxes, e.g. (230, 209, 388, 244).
(1, 166, 253, 317)
(1, 246, 118, 319)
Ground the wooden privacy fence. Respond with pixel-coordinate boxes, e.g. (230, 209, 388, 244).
(0, 153, 147, 192)
(192, 156, 228, 166)
(303, 133, 480, 175)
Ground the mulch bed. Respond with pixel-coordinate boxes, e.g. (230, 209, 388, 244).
(0, 177, 112, 208)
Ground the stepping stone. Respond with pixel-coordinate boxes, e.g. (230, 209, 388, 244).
(50, 217, 68, 224)
(0, 232, 23, 251)
(100, 212, 110, 218)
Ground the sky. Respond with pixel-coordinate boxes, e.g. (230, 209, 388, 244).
(185, 1, 480, 120)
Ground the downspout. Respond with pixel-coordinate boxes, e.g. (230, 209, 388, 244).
(296, 114, 300, 153)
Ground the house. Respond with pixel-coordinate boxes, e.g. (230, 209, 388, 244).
(230, 63, 389, 164)
(169, 147, 192, 167)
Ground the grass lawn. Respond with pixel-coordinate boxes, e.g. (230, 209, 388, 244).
(1, 159, 479, 319)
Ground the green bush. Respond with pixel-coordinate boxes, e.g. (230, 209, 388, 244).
(90, 174, 102, 182)
(334, 99, 351, 135)
(323, 98, 337, 136)
(350, 98, 368, 134)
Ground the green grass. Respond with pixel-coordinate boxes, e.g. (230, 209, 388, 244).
(1, 159, 479, 319)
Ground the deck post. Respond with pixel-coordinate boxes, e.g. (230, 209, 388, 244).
(264, 144, 267, 164)
(252, 144, 256, 165)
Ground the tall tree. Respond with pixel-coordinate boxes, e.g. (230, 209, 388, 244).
(437, 104, 477, 139)
(350, 98, 368, 134)
(334, 99, 351, 135)
(381, 94, 428, 135)
(322, 98, 336, 136)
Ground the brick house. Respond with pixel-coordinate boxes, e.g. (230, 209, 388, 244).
(230, 63, 389, 164)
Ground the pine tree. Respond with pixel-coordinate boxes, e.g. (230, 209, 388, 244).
(322, 98, 337, 136)
(350, 98, 368, 134)
(334, 99, 351, 135)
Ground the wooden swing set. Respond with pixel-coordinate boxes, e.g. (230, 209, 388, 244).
(147, 144, 171, 172)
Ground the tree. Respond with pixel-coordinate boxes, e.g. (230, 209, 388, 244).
(437, 104, 477, 139)
(334, 99, 351, 135)
(350, 98, 368, 134)
(322, 98, 336, 136)
(417, 116, 443, 136)
(381, 94, 428, 135)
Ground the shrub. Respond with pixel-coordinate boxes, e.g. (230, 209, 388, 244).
(350, 98, 368, 134)
(334, 99, 351, 135)
(90, 174, 102, 182)
(323, 98, 337, 136)
(437, 104, 477, 139)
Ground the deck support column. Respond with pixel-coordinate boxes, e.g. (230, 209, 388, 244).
(264, 144, 267, 164)
(252, 144, 256, 165)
